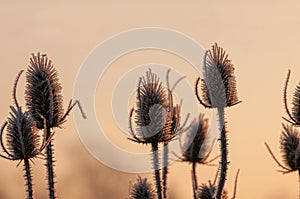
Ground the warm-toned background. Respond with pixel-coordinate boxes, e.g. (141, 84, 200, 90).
(0, 1, 300, 198)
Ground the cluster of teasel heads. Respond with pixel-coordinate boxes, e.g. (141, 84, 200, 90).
(0, 53, 86, 199)
(265, 70, 300, 198)
(128, 43, 241, 199)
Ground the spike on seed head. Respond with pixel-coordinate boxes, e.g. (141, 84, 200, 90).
(130, 176, 156, 199)
(5, 106, 40, 160)
(201, 43, 239, 108)
(280, 123, 300, 171)
(181, 113, 209, 163)
(25, 53, 64, 129)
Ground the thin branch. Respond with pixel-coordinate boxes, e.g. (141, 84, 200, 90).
(59, 99, 87, 124)
(195, 77, 212, 109)
(13, 70, 24, 108)
(283, 70, 297, 124)
(171, 76, 186, 92)
(203, 155, 221, 165)
(231, 169, 240, 199)
(0, 153, 12, 160)
(0, 122, 13, 158)
(127, 138, 148, 144)
(282, 116, 297, 126)
(228, 100, 242, 107)
(128, 108, 140, 142)
(166, 69, 171, 92)
(264, 142, 290, 172)
(16, 159, 23, 167)
(191, 163, 197, 199)
(213, 165, 220, 186)
(178, 113, 190, 132)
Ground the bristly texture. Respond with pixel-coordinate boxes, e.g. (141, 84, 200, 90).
(195, 43, 240, 199)
(200, 43, 239, 108)
(162, 69, 184, 199)
(280, 123, 300, 171)
(25, 53, 64, 129)
(0, 106, 41, 199)
(130, 68, 172, 144)
(130, 176, 156, 199)
(292, 83, 300, 124)
(129, 69, 177, 199)
(181, 114, 209, 163)
(170, 105, 181, 138)
(197, 183, 228, 199)
(6, 106, 40, 160)
(25, 52, 67, 199)
(180, 114, 210, 199)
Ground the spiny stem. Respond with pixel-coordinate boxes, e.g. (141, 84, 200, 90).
(162, 143, 169, 199)
(216, 107, 228, 199)
(24, 158, 33, 199)
(46, 127, 56, 199)
(151, 142, 162, 199)
(192, 162, 197, 199)
(298, 169, 300, 199)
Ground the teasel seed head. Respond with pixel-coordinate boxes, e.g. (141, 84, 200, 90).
(197, 43, 240, 109)
(129, 69, 172, 144)
(181, 113, 210, 164)
(3, 106, 40, 160)
(129, 176, 156, 199)
(197, 182, 228, 199)
(25, 53, 64, 129)
(280, 123, 300, 171)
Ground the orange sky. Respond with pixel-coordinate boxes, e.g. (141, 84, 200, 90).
(0, 1, 300, 198)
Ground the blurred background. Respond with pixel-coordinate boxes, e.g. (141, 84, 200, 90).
(0, 1, 300, 198)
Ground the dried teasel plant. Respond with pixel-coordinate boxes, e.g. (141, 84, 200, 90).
(161, 69, 186, 199)
(0, 70, 52, 199)
(265, 124, 300, 174)
(25, 53, 86, 199)
(265, 124, 300, 197)
(128, 68, 184, 199)
(195, 43, 240, 199)
(128, 176, 156, 199)
(265, 69, 300, 198)
(178, 113, 218, 199)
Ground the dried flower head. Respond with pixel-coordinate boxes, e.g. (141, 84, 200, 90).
(280, 123, 300, 171)
(265, 124, 300, 174)
(0, 105, 41, 199)
(129, 176, 156, 199)
(181, 114, 210, 164)
(0, 106, 40, 161)
(129, 68, 172, 144)
(25, 53, 64, 129)
(25, 53, 86, 130)
(283, 70, 300, 126)
(0, 70, 47, 161)
(25, 53, 85, 199)
(0, 70, 52, 199)
(197, 182, 228, 199)
(196, 43, 240, 108)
